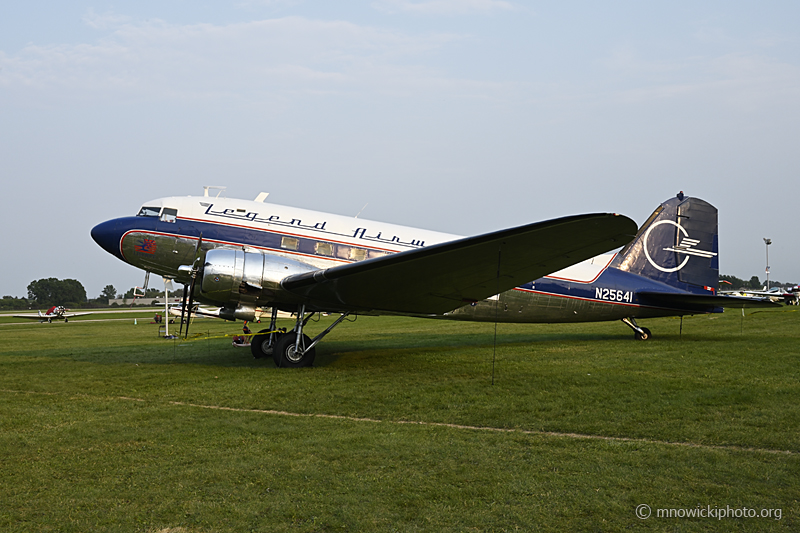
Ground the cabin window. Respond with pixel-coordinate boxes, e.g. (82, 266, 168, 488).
(349, 248, 367, 261)
(137, 206, 160, 217)
(160, 208, 178, 223)
(315, 242, 334, 257)
(281, 237, 299, 251)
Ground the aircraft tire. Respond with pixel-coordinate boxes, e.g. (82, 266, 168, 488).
(273, 333, 316, 368)
(250, 330, 273, 359)
(270, 333, 285, 366)
(635, 327, 652, 341)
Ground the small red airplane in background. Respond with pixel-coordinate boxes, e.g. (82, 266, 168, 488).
(13, 306, 92, 323)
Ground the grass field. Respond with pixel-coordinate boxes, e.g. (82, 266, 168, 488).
(1, 308, 798, 532)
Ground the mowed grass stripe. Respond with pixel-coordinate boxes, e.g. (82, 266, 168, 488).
(2, 388, 795, 456)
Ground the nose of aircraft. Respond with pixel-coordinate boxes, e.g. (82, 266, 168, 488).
(91, 219, 124, 260)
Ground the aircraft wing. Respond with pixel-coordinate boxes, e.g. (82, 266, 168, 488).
(12, 313, 92, 320)
(169, 305, 222, 319)
(638, 292, 781, 312)
(281, 213, 637, 315)
(12, 312, 91, 319)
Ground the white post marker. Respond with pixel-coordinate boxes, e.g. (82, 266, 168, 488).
(163, 277, 174, 337)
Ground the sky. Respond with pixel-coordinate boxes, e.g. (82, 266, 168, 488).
(1, 1, 798, 300)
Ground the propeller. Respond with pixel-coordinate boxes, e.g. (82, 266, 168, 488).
(183, 233, 204, 339)
(178, 284, 188, 337)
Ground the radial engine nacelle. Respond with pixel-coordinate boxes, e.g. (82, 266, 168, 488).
(197, 249, 317, 320)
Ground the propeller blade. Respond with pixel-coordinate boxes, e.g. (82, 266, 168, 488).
(184, 275, 197, 339)
(184, 233, 203, 339)
(192, 233, 203, 266)
(178, 284, 188, 337)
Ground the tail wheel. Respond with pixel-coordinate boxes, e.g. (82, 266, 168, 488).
(273, 333, 316, 368)
(635, 327, 652, 341)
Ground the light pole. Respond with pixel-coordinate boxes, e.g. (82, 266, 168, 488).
(763, 238, 772, 290)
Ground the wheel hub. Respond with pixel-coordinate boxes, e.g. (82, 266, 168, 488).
(286, 344, 304, 363)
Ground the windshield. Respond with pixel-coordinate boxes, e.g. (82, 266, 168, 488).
(137, 206, 161, 217)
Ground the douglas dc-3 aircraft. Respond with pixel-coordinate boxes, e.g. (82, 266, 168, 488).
(14, 306, 91, 323)
(91, 190, 776, 367)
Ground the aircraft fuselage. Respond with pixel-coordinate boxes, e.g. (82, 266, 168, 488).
(92, 194, 718, 324)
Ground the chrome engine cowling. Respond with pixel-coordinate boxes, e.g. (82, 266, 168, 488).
(199, 249, 316, 320)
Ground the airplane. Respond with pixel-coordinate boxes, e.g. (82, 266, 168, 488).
(91, 189, 778, 368)
(13, 306, 92, 323)
(722, 286, 800, 305)
(783, 286, 800, 305)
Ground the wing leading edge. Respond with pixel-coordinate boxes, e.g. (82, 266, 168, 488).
(281, 213, 638, 315)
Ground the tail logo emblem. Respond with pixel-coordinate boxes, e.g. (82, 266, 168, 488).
(643, 220, 717, 273)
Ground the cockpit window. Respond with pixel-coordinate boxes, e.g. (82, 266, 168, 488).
(160, 208, 178, 223)
(137, 206, 161, 217)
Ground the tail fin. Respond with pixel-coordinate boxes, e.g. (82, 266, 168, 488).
(611, 193, 719, 293)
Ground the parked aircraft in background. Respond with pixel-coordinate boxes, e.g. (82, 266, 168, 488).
(13, 306, 92, 323)
(783, 286, 800, 305)
(722, 286, 800, 305)
(91, 190, 777, 367)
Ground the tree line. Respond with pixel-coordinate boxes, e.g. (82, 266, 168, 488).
(719, 275, 796, 290)
(0, 278, 183, 311)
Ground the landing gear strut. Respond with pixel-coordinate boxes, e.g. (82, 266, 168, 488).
(622, 317, 652, 340)
(251, 305, 352, 368)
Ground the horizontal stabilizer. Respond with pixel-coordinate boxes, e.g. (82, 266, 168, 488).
(638, 291, 781, 312)
(282, 213, 637, 315)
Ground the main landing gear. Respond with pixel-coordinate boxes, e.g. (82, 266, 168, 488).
(621, 317, 652, 341)
(250, 305, 352, 368)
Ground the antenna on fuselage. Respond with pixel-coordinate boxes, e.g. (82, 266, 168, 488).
(354, 203, 368, 219)
(203, 186, 226, 198)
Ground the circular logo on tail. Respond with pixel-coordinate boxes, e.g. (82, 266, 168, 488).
(643, 220, 690, 273)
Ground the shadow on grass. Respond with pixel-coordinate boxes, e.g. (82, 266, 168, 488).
(11, 329, 640, 370)
(5, 312, 762, 371)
